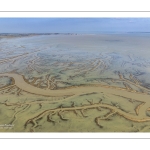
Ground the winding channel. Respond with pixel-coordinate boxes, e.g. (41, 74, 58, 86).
(0, 72, 150, 120)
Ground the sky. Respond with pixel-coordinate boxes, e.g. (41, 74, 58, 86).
(0, 18, 150, 33)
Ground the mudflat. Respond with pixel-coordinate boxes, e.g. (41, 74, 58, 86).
(0, 34, 150, 132)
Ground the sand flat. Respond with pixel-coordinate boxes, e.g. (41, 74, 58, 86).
(0, 34, 150, 132)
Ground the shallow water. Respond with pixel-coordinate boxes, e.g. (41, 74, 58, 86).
(0, 34, 150, 132)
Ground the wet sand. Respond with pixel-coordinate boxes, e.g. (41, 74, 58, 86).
(0, 34, 150, 132)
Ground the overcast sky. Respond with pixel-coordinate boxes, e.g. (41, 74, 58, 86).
(0, 18, 150, 33)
